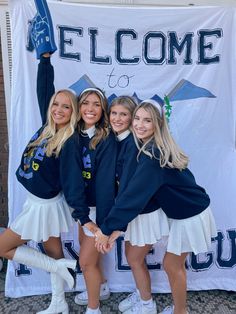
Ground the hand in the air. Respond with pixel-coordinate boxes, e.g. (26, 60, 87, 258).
(26, 0, 57, 59)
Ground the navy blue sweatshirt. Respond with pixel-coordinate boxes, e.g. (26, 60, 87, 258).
(72, 130, 117, 227)
(16, 129, 89, 218)
(116, 132, 160, 217)
(116, 132, 139, 195)
(32, 56, 117, 227)
(101, 145, 210, 236)
(16, 56, 90, 216)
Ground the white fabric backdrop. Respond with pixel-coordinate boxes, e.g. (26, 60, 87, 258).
(6, 0, 236, 297)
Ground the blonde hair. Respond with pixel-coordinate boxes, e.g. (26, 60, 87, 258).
(30, 89, 78, 157)
(109, 96, 137, 117)
(133, 102, 189, 170)
(77, 88, 110, 149)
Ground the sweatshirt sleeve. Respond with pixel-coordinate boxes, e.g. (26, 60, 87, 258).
(118, 136, 138, 195)
(59, 134, 91, 225)
(100, 153, 163, 235)
(37, 56, 55, 125)
(95, 132, 117, 227)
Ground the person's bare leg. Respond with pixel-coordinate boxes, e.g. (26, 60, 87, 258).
(125, 241, 153, 301)
(0, 229, 75, 289)
(163, 252, 188, 314)
(79, 225, 106, 285)
(43, 236, 64, 259)
(79, 230, 101, 309)
(98, 255, 107, 284)
(0, 228, 27, 259)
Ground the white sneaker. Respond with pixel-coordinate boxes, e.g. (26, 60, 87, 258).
(85, 307, 101, 314)
(74, 282, 110, 305)
(158, 305, 189, 314)
(158, 305, 174, 314)
(118, 291, 140, 312)
(123, 300, 157, 314)
(159, 305, 189, 314)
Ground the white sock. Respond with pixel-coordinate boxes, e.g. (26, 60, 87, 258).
(101, 281, 107, 289)
(141, 297, 154, 308)
(86, 307, 100, 314)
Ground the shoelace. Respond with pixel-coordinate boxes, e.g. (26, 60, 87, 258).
(162, 305, 174, 313)
(128, 292, 139, 302)
(130, 301, 142, 313)
(78, 290, 88, 298)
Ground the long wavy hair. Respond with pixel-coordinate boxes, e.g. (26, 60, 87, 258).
(30, 89, 78, 157)
(77, 88, 110, 149)
(133, 101, 189, 170)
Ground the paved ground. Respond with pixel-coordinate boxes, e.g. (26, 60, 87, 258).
(0, 261, 235, 314)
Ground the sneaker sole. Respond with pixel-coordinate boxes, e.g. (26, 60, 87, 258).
(74, 293, 111, 305)
(118, 304, 133, 312)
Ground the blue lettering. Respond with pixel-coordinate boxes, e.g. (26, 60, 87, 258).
(64, 241, 81, 273)
(168, 32, 193, 64)
(83, 154, 91, 169)
(215, 230, 236, 268)
(58, 26, 83, 61)
(116, 237, 161, 271)
(116, 30, 140, 64)
(15, 263, 31, 276)
(89, 28, 111, 64)
(57, 25, 223, 66)
(18, 167, 33, 179)
(34, 146, 46, 161)
(115, 230, 236, 271)
(143, 32, 166, 65)
(15, 244, 45, 277)
(189, 251, 214, 271)
(198, 29, 222, 64)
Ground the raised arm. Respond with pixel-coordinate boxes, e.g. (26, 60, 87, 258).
(26, 0, 58, 124)
(37, 55, 55, 125)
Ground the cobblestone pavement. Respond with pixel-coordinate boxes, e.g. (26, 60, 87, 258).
(0, 262, 235, 314)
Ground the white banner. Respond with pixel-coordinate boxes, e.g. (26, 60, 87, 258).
(6, 0, 236, 297)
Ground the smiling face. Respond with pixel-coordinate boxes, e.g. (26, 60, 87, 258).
(132, 107, 155, 142)
(109, 104, 132, 135)
(50, 92, 73, 129)
(80, 92, 103, 129)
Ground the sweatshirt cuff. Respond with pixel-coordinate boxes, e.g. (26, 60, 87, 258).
(100, 224, 113, 236)
(79, 216, 92, 226)
(40, 55, 51, 64)
(72, 210, 91, 225)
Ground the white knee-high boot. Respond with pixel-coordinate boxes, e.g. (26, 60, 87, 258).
(13, 246, 76, 289)
(37, 273, 69, 314)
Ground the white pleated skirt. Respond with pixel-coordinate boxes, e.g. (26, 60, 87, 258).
(10, 193, 73, 242)
(124, 209, 169, 247)
(80, 207, 96, 237)
(166, 207, 217, 256)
